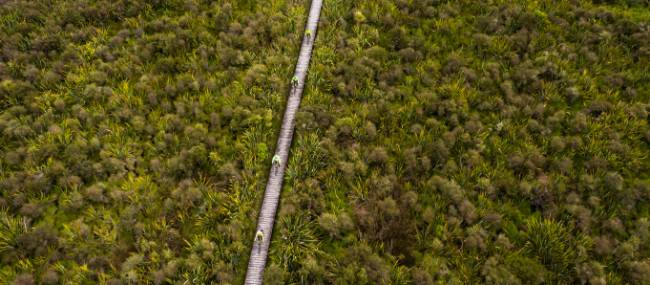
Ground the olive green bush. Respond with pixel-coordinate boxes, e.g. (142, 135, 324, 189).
(1, 0, 649, 284)
(0, 0, 309, 283)
(269, 0, 649, 284)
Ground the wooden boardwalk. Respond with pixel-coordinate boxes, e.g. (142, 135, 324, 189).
(244, 0, 323, 284)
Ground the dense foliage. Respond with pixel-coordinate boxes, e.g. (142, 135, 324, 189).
(266, 0, 650, 284)
(0, 0, 649, 284)
(0, 0, 308, 283)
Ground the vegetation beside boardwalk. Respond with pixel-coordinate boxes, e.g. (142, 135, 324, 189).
(0, 0, 649, 284)
(0, 0, 308, 283)
(268, 0, 649, 284)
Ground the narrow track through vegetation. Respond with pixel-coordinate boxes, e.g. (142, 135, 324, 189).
(244, 0, 323, 283)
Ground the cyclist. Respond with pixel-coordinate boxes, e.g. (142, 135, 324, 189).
(255, 230, 264, 253)
(291, 75, 299, 88)
(272, 154, 282, 174)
